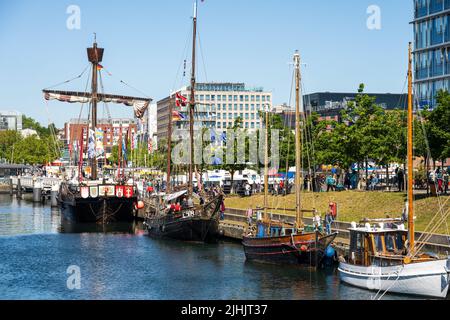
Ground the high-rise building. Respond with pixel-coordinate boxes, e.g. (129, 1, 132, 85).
(413, 0, 450, 108)
(156, 83, 272, 141)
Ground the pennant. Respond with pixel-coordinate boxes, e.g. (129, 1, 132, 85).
(175, 92, 188, 107)
(97, 64, 104, 70)
(87, 129, 96, 159)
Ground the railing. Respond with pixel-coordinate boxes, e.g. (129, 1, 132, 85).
(10, 176, 61, 190)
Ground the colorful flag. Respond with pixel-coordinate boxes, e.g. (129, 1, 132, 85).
(87, 129, 96, 159)
(97, 64, 104, 70)
(95, 128, 104, 158)
(175, 92, 187, 107)
(148, 140, 153, 154)
(172, 110, 186, 122)
(122, 133, 128, 162)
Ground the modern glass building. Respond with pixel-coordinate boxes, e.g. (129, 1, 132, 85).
(413, 0, 450, 108)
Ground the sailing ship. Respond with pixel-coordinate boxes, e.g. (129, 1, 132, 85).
(338, 43, 450, 298)
(242, 51, 337, 266)
(144, 0, 224, 242)
(43, 39, 151, 223)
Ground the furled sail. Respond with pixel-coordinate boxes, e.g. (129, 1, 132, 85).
(43, 90, 151, 119)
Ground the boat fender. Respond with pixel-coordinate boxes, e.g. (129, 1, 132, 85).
(403, 256, 411, 264)
(136, 201, 145, 209)
(325, 246, 336, 258)
(300, 245, 308, 252)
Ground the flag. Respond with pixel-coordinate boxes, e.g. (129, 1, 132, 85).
(175, 92, 188, 107)
(95, 128, 104, 158)
(221, 131, 227, 143)
(97, 64, 104, 70)
(148, 139, 153, 154)
(172, 110, 186, 122)
(122, 132, 128, 162)
(87, 129, 96, 159)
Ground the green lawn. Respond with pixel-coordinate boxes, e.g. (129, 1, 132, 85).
(225, 191, 450, 235)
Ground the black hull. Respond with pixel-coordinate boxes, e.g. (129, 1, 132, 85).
(243, 233, 337, 267)
(59, 196, 137, 223)
(145, 194, 223, 243)
(146, 216, 219, 243)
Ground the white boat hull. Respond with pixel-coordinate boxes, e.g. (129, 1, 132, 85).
(338, 259, 450, 298)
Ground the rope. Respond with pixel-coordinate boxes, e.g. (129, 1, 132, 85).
(43, 65, 90, 90)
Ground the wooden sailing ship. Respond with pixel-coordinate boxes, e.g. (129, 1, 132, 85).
(242, 52, 337, 266)
(338, 43, 450, 298)
(144, 0, 224, 243)
(43, 39, 151, 224)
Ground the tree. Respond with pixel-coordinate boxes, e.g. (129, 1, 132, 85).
(0, 130, 22, 162)
(13, 135, 57, 165)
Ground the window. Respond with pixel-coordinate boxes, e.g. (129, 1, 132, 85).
(251, 104, 255, 111)
(262, 96, 266, 102)
(251, 113, 255, 120)
(217, 113, 221, 119)
(245, 113, 249, 120)
(217, 104, 221, 111)
(228, 113, 232, 119)
(256, 96, 260, 102)
(200, 95, 204, 101)
(245, 95, 249, 102)
(245, 122, 249, 128)
(240, 104, 243, 111)
(205, 95, 210, 101)
(228, 104, 232, 111)
(234, 95, 238, 101)
(267, 95, 271, 102)
(245, 104, 249, 111)
(234, 104, 238, 111)
(251, 122, 255, 129)
(228, 95, 232, 101)
(240, 95, 244, 102)
(211, 95, 215, 101)
(217, 95, 221, 102)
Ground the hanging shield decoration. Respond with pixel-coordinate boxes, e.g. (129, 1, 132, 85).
(90, 186, 98, 198)
(124, 186, 134, 198)
(116, 186, 124, 198)
(81, 187, 89, 199)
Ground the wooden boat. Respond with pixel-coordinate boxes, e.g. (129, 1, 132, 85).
(144, 0, 223, 242)
(43, 39, 150, 224)
(338, 43, 450, 299)
(243, 52, 337, 267)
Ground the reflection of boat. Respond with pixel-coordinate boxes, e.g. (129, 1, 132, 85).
(243, 52, 337, 267)
(43, 39, 151, 224)
(338, 44, 450, 299)
(60, 220, 142, 234)
(144, 1, 223, 243)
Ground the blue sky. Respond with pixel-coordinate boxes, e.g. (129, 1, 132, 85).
(0, 0, 412, 127)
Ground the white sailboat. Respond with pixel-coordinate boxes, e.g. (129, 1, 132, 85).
(338, 43, 450, 299)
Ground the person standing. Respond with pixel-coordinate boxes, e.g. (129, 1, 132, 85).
(325, 211, 333, 235)
(397, 167, 405, 192)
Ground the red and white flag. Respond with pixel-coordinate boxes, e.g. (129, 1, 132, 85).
(175, 92, 187, 107)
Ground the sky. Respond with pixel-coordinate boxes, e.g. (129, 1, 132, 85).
(0, 0, 413, 127)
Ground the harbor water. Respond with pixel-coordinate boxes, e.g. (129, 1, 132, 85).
(0, 195, 433, 300)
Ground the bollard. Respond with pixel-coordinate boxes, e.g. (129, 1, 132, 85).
(33, 181, 42, 203)
(17, 177, 22, 199)
(50, 184, 59, 207)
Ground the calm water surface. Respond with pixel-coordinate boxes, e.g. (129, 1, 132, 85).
(0, 194, 422, 300)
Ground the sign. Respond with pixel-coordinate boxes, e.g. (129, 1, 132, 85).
(89, 186, 98, 198)
(80, 186, 89, 199)
(99, 185, 115, 197)
(124, 186, 134, 198)
(116, 186, 124, 198)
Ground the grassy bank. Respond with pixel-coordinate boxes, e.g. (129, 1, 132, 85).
(224, 191, 450, 234)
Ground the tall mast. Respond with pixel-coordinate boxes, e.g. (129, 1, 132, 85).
(188, 0, 198, 196)
(294, 51, 303, 228)
(263, 106, 269, 222)
(87, 36, 104, 180)
(167, 95, 173, 194)
(407, 42, 415, 253)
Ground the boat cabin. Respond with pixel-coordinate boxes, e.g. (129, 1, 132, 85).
(348, 222, 409, 267)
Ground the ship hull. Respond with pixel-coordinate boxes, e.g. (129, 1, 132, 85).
(145, 194, 223, 243)
(339, 259, 450, 298)
(243, 232, 337, 267)
(59, 196, 137, 223)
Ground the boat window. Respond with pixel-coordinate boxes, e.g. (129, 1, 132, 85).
(385, 234, 396, 252)
(374, 234, 384, 253)
(396, 234, 405, 251)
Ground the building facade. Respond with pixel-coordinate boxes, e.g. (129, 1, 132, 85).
(413, 0, 450, 108)
(156, 83, 272, 141)
(0, 111, 22, 131)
